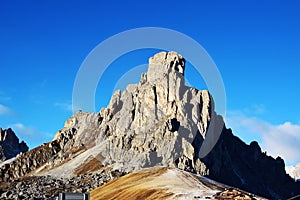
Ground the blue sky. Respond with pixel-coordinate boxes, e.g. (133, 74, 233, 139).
(0, 1, 300, 165)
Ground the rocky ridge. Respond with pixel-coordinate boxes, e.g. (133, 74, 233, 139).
(0, 52, 299, 199)
(0, 128, 28, 162)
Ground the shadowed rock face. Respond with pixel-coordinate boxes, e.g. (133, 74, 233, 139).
(202, 128, 300, 199)
(0, 128, 28, 161)
(0, 51, 299, 199)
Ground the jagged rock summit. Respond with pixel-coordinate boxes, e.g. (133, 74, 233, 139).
(0, 51, 299, 199)
(50, 51, 218, 175)
(0, 128, 28, 161)
(54, 52, 219, 174)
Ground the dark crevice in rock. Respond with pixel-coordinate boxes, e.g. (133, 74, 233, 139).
(131, 109, 135, 122)
(153, 86, 158, 105)
(167, 118, 180, 132)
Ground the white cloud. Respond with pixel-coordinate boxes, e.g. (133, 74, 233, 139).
(0, 96, 11, 102)
(250, 104, 266, 115)
(0, 104, 11, 115)
(11, 123, 36, 136)
(0, 91, 11, 102)
(10, 123, 53, 149)
(226, 111, 300, 165)
(54, 102, 73, 112)
(262, 122, 300, 163)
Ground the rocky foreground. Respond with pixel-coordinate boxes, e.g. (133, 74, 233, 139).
(0, 168, 125, 199)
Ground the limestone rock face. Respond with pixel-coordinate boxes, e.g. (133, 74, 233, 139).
(0, 128, 28, 161)
(50, 51, 216, 175)
(147, 51, 185, 82)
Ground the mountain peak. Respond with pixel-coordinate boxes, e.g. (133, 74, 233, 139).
(147, 51, 185, 83)
(0, 128, 28, 161)
(0, 51, 299, 199)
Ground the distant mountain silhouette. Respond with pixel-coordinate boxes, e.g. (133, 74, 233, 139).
(0, 128, 28, 161)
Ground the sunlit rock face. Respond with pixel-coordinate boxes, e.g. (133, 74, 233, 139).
(51, 51, 216, 175)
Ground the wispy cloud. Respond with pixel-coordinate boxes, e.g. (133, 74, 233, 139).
(10, 123, 53, 149)
(238, 104, 266, 116)
(0, 96, 11, 102)
(226, 111, 300, 165)
(54, 102, 73, 112)
(11, 123, 36, 136)
(0, 91, 11, 102)
(250, 104, 266, 115)
(262, 122, 300, 163)
(0, 104, 12, 115)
